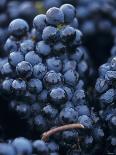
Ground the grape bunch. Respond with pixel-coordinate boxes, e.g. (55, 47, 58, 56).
(76, 0, 116, 67)
(0, 137, 60, 155)
(0, 4, 104, 155)
(95, 56, 116, 155)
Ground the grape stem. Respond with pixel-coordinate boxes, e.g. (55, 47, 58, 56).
(42, 123, 84, 141)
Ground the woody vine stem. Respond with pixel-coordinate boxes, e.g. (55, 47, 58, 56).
(42, 123, 84, 141)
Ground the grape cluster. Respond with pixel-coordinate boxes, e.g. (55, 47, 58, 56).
(95, 56, 116, 154)
(0, 137, 60, 155)
(76, 0, 116, 67)
(0, 4, 103, 155)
